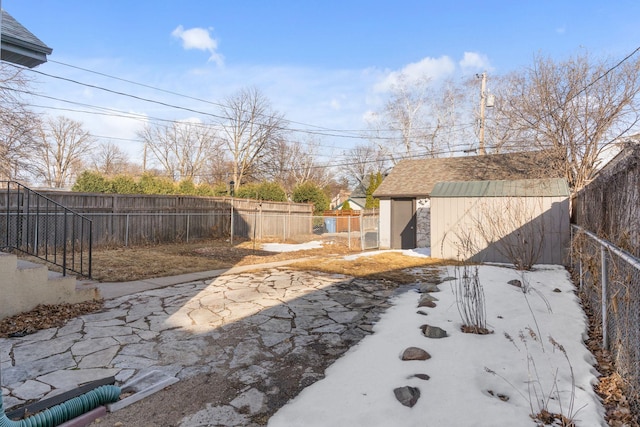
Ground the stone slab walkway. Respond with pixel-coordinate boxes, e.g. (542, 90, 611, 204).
(0, 267, 405, 426)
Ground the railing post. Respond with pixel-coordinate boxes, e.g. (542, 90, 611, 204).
(601, 245, 608, 350)
(4, 181, 9, 248)
(88, 219, 92, 278)
(62, 209, 68, 276)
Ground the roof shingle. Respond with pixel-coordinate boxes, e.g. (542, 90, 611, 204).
(1, 9, 52, 68)
(373, 151, 564, 198)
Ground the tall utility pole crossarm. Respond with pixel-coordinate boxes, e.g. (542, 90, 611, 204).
(479, 72, 487, 155)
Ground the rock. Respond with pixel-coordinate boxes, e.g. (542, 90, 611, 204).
(416, 310, 429, 316)
(409, 373, 430, 381)
(418, 300, 436, 308)
(419, 294, 438, 303)
(420, 324, 447, 339)
(401, 347, 431, 361)
(553, 288, 561, 293)
(418, 283, 440, 293)
(394, 386, 420, 407)
(507, 279, 522, 288)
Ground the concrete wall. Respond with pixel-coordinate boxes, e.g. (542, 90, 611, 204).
(0, 252, 98, 319)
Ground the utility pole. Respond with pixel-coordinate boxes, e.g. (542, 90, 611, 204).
(479, 72, 487, 155)
(142, 142, 147, 172)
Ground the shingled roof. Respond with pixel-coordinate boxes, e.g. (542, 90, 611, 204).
(1, 9, 52, 68)
(373, 150, 564, 198)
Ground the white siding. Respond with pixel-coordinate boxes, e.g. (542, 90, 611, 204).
(379, 199, 391, 249)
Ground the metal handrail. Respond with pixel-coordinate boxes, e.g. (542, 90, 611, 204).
(0, 181, 92, 277)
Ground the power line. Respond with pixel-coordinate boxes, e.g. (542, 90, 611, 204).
(13, 61, 478, 140)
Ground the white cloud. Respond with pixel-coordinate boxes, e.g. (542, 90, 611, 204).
(374, 55, 456, 92)
(459, 51, 492, 72)
(556, 26, 566, 35)
(171, 25, 224, 66)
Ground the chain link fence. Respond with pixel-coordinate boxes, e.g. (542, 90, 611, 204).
(78, 211, 379, 251)
(571, 225, 640, 419)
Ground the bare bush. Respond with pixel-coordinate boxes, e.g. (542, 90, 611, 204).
(453, 233, 491, 334)
(472, 196, 546, 270)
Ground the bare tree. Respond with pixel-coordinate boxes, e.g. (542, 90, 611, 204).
(368, 74, 475, 163)
(34, 116, 95, 188)
(342, 143, 389, 189)
(218, 87, 287, 191)
(90, 141, 140, 176)
(139, 120, 218, 182)
(490, 51, 640, 190)
(0, 64, 41, 181)
(257, 137, 331, 195)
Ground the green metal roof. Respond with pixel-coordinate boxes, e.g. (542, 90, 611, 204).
(430, 178, 570, 198)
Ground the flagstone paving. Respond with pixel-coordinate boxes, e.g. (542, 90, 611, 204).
(0, 267, 408, 426)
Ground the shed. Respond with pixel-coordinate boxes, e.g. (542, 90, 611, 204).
(373, 150, 564, 249)
(430, 178, 570, 266)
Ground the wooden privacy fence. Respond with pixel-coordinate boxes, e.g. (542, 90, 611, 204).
(322, 209, 361, 232)
(3, 191, 313, 248)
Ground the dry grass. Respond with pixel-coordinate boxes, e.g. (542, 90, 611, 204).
(91, 237, 355, 282)
(288, 252, 447, 284)
(88, 238, 449, 284)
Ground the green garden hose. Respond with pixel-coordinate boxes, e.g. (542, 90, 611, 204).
(0, 384, 121, 427)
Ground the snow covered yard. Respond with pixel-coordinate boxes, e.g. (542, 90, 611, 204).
(268, 263, 605, 427)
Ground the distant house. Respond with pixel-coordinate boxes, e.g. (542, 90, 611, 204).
(372, 151, 564, 249)
(335, 196, 366, 211)
(1, 8, 52, 68)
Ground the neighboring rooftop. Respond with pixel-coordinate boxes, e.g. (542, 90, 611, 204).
(373, 150, 563, 198)
(1, 9, 52, 68)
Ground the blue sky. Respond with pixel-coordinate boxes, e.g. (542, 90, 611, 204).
(3, 0, 640, 164)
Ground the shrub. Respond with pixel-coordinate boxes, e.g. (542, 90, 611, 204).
(236, 182, 287, 201)
(110, 175, 139, 194)
(138, 173, 175, 195)
(176, 179, 197, 195)
(72, 171, 111, 193)
(195, 183, 216, 196)
(292, 182, 329, 215)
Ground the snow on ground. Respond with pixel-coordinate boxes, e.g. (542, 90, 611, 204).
(343, 247, 432, 261)
(268, 264, 605, 427)
(262, 241, 323, 252)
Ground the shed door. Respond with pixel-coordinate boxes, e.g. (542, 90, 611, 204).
(391, 198, 416, 249)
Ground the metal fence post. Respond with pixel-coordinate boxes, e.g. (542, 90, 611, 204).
(125, 214, 130, 247)
(348, 215, 351, 249)
(601, 245, 608, 350)
(186, 213, 190, 243)
(360, 212, 364, 251)
(230, 198, 234, 246)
